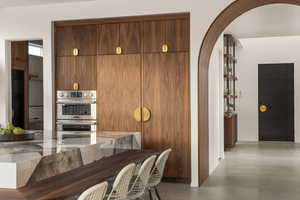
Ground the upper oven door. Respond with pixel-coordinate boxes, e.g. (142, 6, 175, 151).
(57, 103, 96, 120)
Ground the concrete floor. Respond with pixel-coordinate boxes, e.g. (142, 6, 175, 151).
(150, 142, 300, 200)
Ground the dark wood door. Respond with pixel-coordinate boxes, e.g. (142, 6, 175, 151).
(143, 21, 165, 53)
(120, 22, 141, 54)
(97, 55, 141, 131)
(56, 57, 76, 90)
(76, 56, 97, 90)
(143, 53, 190, 182)
(258, 63, 294, 141)
(165, 19, 189, 52)
(98, 23, 119, 55)
(11, 41, 29, 129)
(55, 25, 97, 56)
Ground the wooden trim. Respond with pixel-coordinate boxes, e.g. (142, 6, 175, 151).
(198, 0, 300, 186)
(54, 12, 190, 27)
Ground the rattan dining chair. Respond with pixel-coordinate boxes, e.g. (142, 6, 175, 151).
(127, 155, 157, 200)
(147, 149, 172, 200)
(78, 182, 108, 200)
(106, 163, 136, 200)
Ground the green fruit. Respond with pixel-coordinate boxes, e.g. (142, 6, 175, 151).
(6, 123, 14, 130)
(4, 129, 12, 134)
(13, 128, 25, 135)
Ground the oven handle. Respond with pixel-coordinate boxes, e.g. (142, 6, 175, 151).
(56, 100, 97, 104)
(56, 121, 97, 125)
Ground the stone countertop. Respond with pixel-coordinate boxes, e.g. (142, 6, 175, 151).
(0, 131, 141, 189)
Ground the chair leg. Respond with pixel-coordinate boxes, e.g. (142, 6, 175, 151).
(154, 187, 161, 200)
(149, 189, 154, 200)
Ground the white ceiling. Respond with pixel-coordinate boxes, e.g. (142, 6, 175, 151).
(225, 4, 300, 39)
(0, 0, 94, 8)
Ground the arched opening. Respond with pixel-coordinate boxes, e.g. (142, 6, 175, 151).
(198, 0, 300, 185)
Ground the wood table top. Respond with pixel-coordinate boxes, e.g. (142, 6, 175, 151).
(0, 150, 157, 200)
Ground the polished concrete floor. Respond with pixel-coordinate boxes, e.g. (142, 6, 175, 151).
(150, 142, 300, 200)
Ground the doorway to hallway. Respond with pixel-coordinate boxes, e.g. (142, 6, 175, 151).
(258, 63, 294, 141)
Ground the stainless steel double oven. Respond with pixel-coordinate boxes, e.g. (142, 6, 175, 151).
(56, 90, 97, 131)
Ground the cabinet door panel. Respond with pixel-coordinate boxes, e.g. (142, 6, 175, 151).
(56, 57, 76, 90)
(11, 41, 28, 70)
(165, 19, 189, 52)
(56, 25, 97, 56)
(143, 53, 190, 181)
(56, 26, 74, 56)
(143, 21, 164, 53)
(120, 22, 141, 54)
(76, 56, 97, 90)
(72, 25, 97, 56)
(97, 55, 141, 131)
(98, 24, 119, 55)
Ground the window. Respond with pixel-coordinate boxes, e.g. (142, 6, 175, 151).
(28, 43, 43, 57)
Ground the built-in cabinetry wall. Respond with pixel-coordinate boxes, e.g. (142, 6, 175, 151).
(54, 13, 190, 182)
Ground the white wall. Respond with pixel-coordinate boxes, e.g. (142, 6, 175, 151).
(0, 0, 236, 186)
(236, 36, 300, 142)
(209, 35, 224, 174)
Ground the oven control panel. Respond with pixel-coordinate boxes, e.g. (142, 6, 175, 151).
(57, 91, 96, 100)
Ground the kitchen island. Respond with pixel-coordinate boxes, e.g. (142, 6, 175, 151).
(0, 131, 141, 189)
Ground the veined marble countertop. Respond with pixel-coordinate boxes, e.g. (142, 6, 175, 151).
(0, 131, 141, 189)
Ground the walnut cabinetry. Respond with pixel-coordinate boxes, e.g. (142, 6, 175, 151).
(143, 53, 190, 180)
(56, 56, 96, 90)
(97, 54, 141, 131)
(98, 22, 141, 55)
(143, 19, 189, 53)
(54, 13, 190, 183)
(55, 25, 97, 56)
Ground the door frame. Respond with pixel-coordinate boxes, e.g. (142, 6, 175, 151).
(198, 0, 300, 185)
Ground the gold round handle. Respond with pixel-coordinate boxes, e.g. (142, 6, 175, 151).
(142, 107, 151, 122)
(133, 108, 141, 122)
(260, 105, 267, 113)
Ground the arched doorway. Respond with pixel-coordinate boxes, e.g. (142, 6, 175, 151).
(198, 0, 300, 185)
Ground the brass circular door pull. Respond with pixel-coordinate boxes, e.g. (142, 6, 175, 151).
(133, 108, 142, 122)
(260, 105, 268, 113)
(142, 107, 151, 122)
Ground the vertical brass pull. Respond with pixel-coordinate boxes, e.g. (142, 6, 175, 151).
(116, 47, 122, 55)
(134, 108, 142, 122)
(142, 107, 151, 122)
(162, 44, 168, 53)
(73, 82, 79, 90)
(73, 48, 79, 56)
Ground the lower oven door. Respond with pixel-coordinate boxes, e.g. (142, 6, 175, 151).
(57, 103, 96, 120)
(56, 120, 97, 131)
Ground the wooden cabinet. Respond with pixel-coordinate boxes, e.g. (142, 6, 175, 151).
(98, 22, 141, 55)
(143, 19, 189, 53)
(11, 41, 28, 70)
(55, 25, 97, 56)
(54, 13, 190, 183)
(224, 114, 238, 150)
(97, 54, 141, 131)
(143, 53, 190, 182)
(56, 56, 96, 90)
